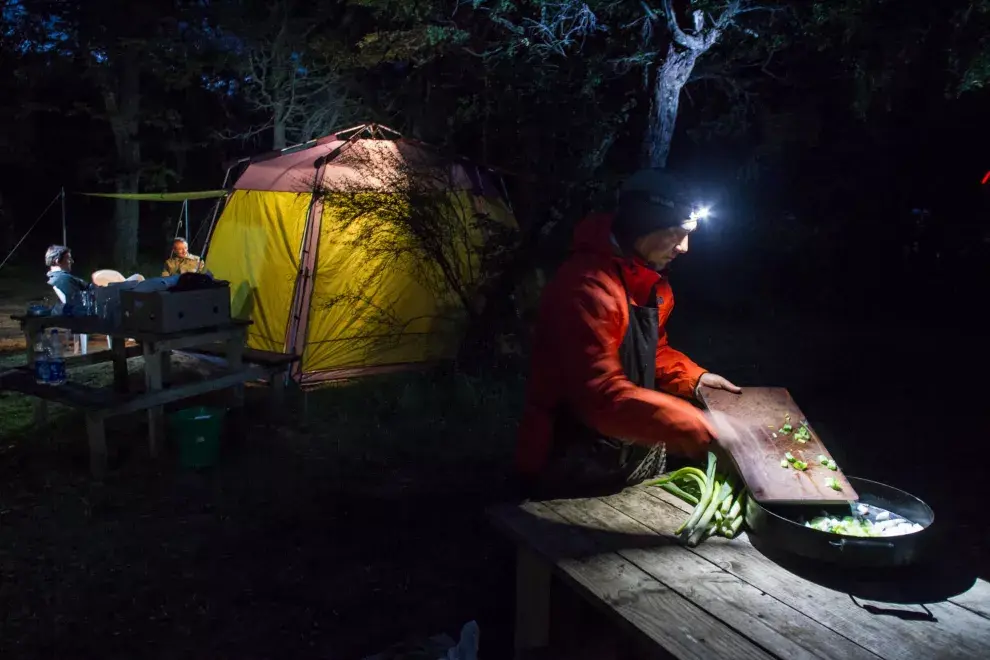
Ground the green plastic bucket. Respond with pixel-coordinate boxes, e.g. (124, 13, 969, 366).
(167, 406, 225, 468)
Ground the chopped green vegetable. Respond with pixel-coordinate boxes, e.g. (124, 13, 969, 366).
(816, 454, 839, 471)
(793, 460, 808, 471)
(784, 452, 796, 463)
(804, 505, 924, 537)
(780, 458, 789, 468)
(825, 477, 842, 491)
(781, 423, 793, 433)
(792, 424, 811, 443)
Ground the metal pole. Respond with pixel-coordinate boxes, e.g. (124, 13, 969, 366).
(183, 199, 190, 242)
(60, 187, 67, 245)
(200, 167, 233, 261)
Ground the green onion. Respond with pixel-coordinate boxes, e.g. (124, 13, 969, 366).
(685, 480, 732, 547)
(676, 453, 717, 535)
(660, 481, 699, 505)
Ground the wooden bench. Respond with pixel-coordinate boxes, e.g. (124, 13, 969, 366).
(0, 363, 268, 477)
(180, 344, 301, 407)
(489, 485, 990, 660)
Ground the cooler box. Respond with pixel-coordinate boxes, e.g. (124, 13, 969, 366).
(120, 286, 231, 334)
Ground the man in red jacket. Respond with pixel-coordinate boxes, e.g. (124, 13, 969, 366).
(516, 169, 740, 496)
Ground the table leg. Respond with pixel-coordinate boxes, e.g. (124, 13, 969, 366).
(111, 338, 129, 392)
(515, 547, 552, 659)
(270, 371, 285, 409)
(33, 399, 48, 427)
(24, 328, 34, 369)
(143, 342, 164, 458)
(160, 349, 172, 386)
(225, 333, 245, 408)
(86, 414, 107, 479)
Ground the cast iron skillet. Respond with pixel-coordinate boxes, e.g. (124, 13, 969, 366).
(744, 476, 937, 568)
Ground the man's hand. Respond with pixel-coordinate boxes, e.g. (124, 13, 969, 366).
(697, 372, 742, 395)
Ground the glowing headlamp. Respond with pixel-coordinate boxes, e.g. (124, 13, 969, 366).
(689, 205, 712, 222)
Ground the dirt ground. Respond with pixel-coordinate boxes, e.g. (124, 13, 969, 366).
(0, 270, 987, 658)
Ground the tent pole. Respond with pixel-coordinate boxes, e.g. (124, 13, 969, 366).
(200, 166, 233, 261)
(183, 199, 190, 242)
(60, 187, 67, 245)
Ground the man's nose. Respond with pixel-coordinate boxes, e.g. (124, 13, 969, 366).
(674, 235, 690, 254)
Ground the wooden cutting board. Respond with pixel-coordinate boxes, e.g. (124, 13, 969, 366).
(698, 386, 859, 505)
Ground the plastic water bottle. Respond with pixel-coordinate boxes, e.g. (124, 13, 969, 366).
(47, 329, 66, 386)
(33, 333, 50, 385)
(81, 289, 94, 317)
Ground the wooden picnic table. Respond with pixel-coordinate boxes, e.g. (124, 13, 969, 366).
(2, 314, 267, 477)
(490, 484, 990, 660)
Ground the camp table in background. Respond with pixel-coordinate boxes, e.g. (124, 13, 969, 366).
(2, 315, 263, 477)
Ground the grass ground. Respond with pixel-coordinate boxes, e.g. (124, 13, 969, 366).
(0, 263, 987, 658)
(0, 269, 526, 658)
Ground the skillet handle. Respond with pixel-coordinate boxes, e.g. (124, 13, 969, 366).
(828, 538, 896, 552)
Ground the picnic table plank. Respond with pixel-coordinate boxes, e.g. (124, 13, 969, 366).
(0, 368, 123, 408)
(185, 343, 301, 367)
(547, 495, 881, 660)
(625, 486, 990, 660)
(491, 501, 775, 660)
(0, 364, 267, 417)
(950, 580, 990, 620)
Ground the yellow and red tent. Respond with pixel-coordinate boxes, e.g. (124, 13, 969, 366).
(204, 124, 516, 382)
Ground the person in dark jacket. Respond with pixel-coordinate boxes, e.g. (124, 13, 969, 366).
(517, 169, 742, 497)
(45, 244, 90, 307)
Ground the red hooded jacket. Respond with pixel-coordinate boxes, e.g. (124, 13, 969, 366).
(516, 212, 716, 476)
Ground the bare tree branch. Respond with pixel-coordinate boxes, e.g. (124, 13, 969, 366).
(221, 0, 359, 148)
(660, 0, 704, 50)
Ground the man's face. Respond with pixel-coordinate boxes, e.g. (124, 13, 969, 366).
(633, 220, 696, 270)
(174, 241, 188, 258)
(59, 251, 74, 272)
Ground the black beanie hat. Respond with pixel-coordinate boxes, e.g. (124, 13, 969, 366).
(613, 169, 695, 252)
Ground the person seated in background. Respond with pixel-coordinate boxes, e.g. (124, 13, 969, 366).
(162, 237, 204, 276)
(45, 244, 91, 306)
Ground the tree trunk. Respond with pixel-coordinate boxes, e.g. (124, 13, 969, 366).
(113, 172, 140, 267)
(643, 45, 701, 169)
(273, 107, 287, 150)
(104, 55, 142, 268)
